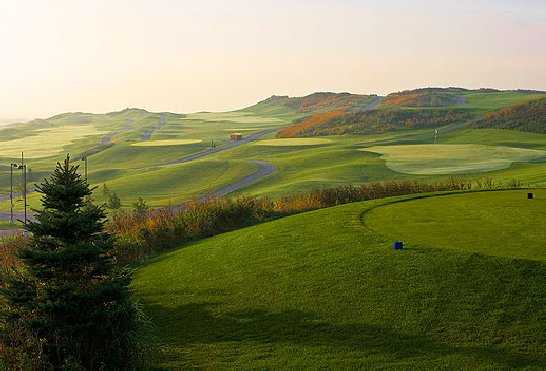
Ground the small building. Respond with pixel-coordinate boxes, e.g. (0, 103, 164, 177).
(230, 132, 243, 141)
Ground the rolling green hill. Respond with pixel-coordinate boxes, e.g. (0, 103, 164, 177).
(277, 89, 546, 138)
(0, 107, 296, 208)
(381, 88, 546, 109)
(133, 190, 546, 369)
(2, 88, 546, 216)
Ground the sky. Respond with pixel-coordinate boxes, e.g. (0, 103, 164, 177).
(0, 0, 545, 119)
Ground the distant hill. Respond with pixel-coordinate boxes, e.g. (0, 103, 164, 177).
(472, 97, 546, 133)
(276, 88, 546, 137)
(0, 118, 28, 127)
(381, 87, 546, 108)
(254, 92, 380, 114)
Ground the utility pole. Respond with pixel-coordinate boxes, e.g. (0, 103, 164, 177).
(10, 163, 16, 224)
(21, 152, 27, 224)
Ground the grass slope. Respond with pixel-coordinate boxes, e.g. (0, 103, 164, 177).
(381, 88, 546, 110)
(366, 190, 546, 261)
(134, 190, 546, 369)
(364, 144, 546, 175)
(3, 90, 546, 211)
(0, 107, 296, 207)
(279, 90, 546, 138)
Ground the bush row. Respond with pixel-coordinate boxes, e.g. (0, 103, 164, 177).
(108, 178, 479, 263)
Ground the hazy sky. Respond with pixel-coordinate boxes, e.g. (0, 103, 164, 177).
(1, 0, 545, 119)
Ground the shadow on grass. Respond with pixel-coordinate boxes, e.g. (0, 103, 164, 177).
(146, 302, 546, 368)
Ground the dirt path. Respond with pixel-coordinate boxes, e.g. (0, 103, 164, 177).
(102, 118, 135, 146)
(141, 113, 167, 140)
(170, 129, 275, 165)
(364, 96, 384, 111)
(0, 128, 277, 223)
(169, 129, 278, 199)
(0, 211, 31, 223)
(206, 160, 276, 198)
(73, 118, 136, 160)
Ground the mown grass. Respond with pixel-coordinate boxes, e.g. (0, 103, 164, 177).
(460, 91, 546, 111)
(3, 95, 546, 211)
(4, 127, 546, 210)
(216, 133, 429, 197)
(366, 189, 546, 261)
(255, 138, 333, 146)
(0, 125, 106, 158)
(130, 139, 203, 147)
(364, 144, 546, 175)
(0, 106, 296, 206)
(100, 160, 258, 206)
(133, 190, 546, 369)
(442, 128, 546, 149)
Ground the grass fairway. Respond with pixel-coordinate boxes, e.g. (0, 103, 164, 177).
(365, 144, 546, 175)
(133, 190, 546, 369)
(100, 160, 258, 206)
(4, 95, 546, 212)
(130, 139, 203, 147)
(187, 111, 287, 124)
(0, 125, 106, 158)
(461, 91, 546, 111)
(365, 190, 546, 261)
(255, 138, 333, 146)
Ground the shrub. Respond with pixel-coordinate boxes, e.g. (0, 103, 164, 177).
(472, 97, 546, 133)
(0, 235, 25, 275)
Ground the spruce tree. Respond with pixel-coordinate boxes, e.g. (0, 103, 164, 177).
(1, 156, 138, 370)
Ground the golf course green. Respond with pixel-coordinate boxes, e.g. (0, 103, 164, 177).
(364, 144, 546, 175)
(1, 89, 546, 213)
(133, 190, 546, 369)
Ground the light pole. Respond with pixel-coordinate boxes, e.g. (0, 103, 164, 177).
(17, 164, 27, 224)
(10, 163, 18, 224)
(20, 151, 27, 224)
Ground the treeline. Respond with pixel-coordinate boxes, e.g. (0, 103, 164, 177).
(282, 108, 472, 137)
(472, 98, 546, 133)
(277, 110, 346, 138)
